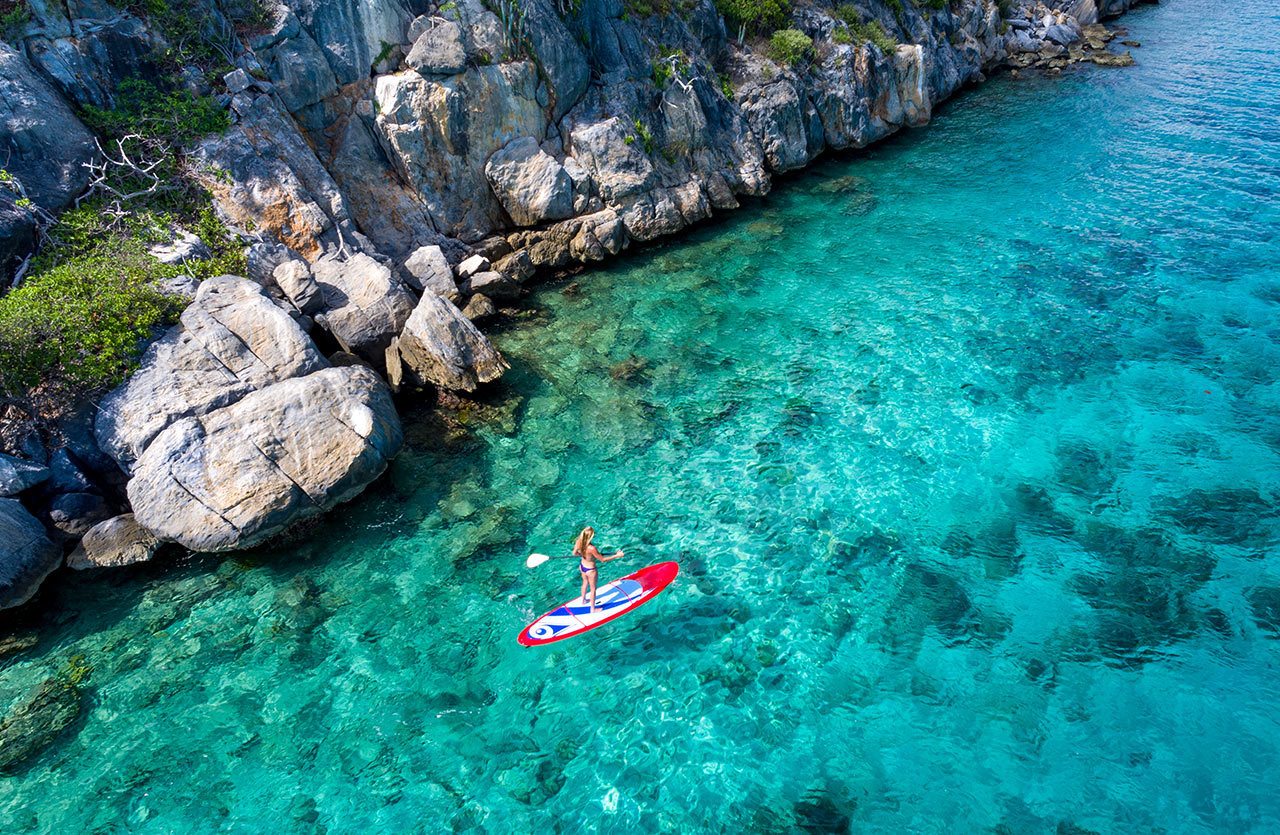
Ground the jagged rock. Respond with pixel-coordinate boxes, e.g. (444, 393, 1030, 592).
(272, 260, 323, 314)
(96, 276, 328, 472)
(251, 9, 340, 114)
(738, 75, 816, 172)
(0, 196, 37, 278)
(0, 42, 96, 216)
(405, 20, 467, 76)
(0, 675, 81, 772)
(459, 270, 520, 300)
(0, 455, 49, 497)
(461, 293, 497, 322)
(224, 68, 253, 93)
(20, 2, 154, 109)
(148, 230, 212, 265)
(281, 0, 413, 85)
(509, 208, 627, 268)
(456, 253, 490, 279)
(128, 366, 402, 552)
(1089, 50, 1136, 67)
(568, 118, 658, 204)
(518, 0, 589, 120)
(493, 249, 535, 283)
(311, 251, 416, 363)
(0, 498, 61, 610)
(47, 492, 112, 538)
(391, 293, 508, 391)
(401, 244, 458, 298)
(1044, 20, 1083, 46)
(66, 514, 161, 570)
(484, 136, 575, 226)
(156, 273, 200, 301)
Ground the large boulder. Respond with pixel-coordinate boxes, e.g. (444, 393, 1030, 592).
(311, 251, 417, 363)
(484, 137, 575, 227)
(0, 454, 49, 497)
(389, 293, 508, 392)
(127, 366, 403, 552)
(66, 514, 161, 570)
(0, 498, 61, 610)
(95, 276, 328, 472)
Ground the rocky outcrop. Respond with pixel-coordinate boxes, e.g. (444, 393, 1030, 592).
(66, 514, 161, 570)
(401, 244, 459, 299)
(485, 137, 576, 226)
(388, 293, 509, 392)
(128, 365, 403, 551)
(0, 498, 61, 610)
(95, 276, 328, 472)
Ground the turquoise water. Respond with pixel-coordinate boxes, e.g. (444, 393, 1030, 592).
(5, 1, 1280, 829)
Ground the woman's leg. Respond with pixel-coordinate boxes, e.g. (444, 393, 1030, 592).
(580, 573, 588, 603)
(588, 571, 598, 612)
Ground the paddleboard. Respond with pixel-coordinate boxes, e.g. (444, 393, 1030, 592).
(517, 561, 679, 646)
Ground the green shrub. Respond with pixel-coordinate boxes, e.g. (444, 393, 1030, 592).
(719, 73, 735, 98)
(768, 28, 812, 66)
(850, 19, 897, 52)
(80, 78, 229, 145)
(632, 118, 654, 154)
(651, 47, 689, 88)
(834, 3, 860, 25)
(832, 27, 852, 45)
(714, 0, 790, 37)
(0, 248, 184, 394)
(885, 0, 904, 17)
(997, 0, 1013, 16)
(0, 0, 30, 40)
(916, 0, 947, 10)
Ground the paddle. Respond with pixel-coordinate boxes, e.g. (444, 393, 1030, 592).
(525, 548, 625, 569)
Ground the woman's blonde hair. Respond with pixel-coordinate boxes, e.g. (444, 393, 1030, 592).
(573, 526, 595, 557)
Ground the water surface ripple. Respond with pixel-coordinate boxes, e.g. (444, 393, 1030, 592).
(4, 1, 1280, 830)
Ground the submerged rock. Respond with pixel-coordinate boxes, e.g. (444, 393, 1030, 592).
(127, 366, 402, 552)
(0, 498, 61, 610)
(66, 514, 161, 570)
(0, 675, 82, 773)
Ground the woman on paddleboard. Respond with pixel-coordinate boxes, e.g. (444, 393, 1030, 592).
(573, 527, 624, 612)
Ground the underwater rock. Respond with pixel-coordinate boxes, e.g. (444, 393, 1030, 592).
(0, 675, 82, 773)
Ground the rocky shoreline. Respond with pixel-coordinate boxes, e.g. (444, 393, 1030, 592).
(0, 0, 1153, 612)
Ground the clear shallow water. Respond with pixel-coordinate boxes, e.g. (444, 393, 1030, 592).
(5, 1, 1280, 830)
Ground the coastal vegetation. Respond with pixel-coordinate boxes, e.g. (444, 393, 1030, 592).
(768, 28, 814, 66)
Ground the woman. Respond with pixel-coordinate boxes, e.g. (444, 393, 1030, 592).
(573, 526, 624, 612)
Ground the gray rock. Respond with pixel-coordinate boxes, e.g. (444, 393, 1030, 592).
(401, 244, 458, 298)
(148, 230, 212, 265)
(0, 455, 49, 497)
(493, 249, 535, 283)
(0, 42, 96, 215)
(96, 276, 328, 472)
(224, 67, 253, 93)
(48, 492, 112, 538)
(311, 251, 417, 363)
(156, 273, 201, 301)
(0, 498, 60, 610)
(272, 260, 323, 314)
(484, 136, 575, 227)
(459, 270, 520, 300)
(66, 514, 161, 570)
(405, 20, 467, 76)
(1044, 21, 1083, 46)
(391, 293, 508, 391)
(456, 253, 490, 280)
(508, 208, 628, 269)
(0, 195, 37, 278)
(47, 449, 94, 495)
(568, 118, 657, 204)
(461, 293, 497, 322)
(127, 366, 403, 552)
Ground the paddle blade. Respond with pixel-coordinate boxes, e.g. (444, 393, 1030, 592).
(525, 553, 551, 569)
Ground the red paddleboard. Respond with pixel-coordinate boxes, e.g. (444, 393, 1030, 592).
(517, 561, 679, 646)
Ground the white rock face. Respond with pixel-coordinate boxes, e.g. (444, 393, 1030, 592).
(95, 276, 328, 472)
(128, 366, 403, 552)
(66, 514, 161, 570)
(484, 136, 575, 227)
(390, 292, 508, 392)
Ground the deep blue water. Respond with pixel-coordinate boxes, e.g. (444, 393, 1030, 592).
(3, 0, 1280, 830)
